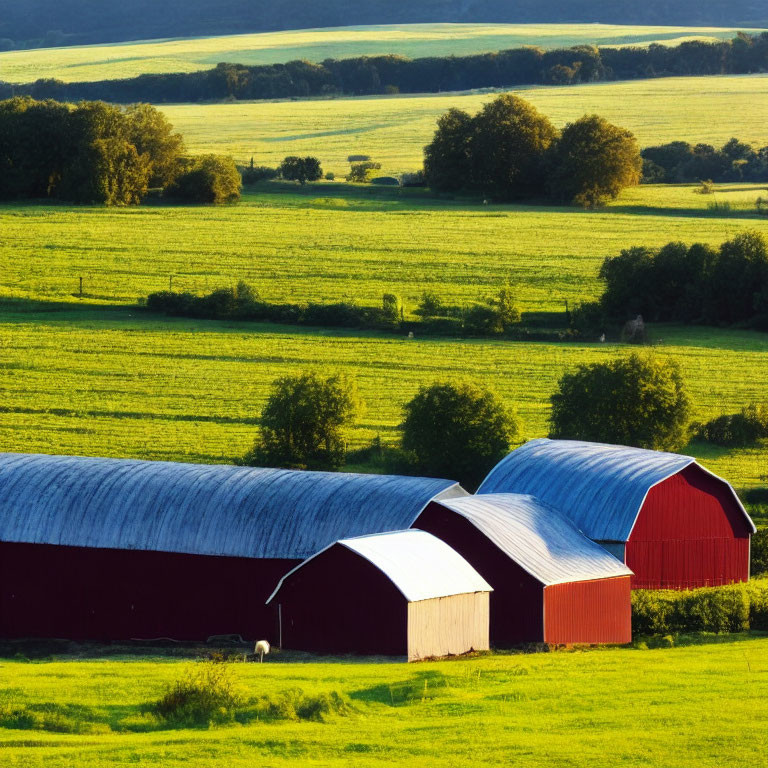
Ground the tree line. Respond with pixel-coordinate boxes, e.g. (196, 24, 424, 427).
(0, 97, 240, 204)
(3, 33, 767, 104)
(572, 231, 768, 332)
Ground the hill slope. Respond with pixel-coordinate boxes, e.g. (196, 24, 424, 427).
(1, 0, 766, 49)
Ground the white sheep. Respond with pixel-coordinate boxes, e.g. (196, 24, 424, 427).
(254, 639, 270, 662)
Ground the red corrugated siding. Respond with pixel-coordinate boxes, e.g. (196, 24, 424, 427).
(416, 503, 545, 647)
(0, 541, 296, 641)
(544, 577, 632, 645)
(627, 465, 751, 589)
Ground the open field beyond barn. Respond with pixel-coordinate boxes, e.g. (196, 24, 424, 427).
(160, 74, 768, 173)
(1, 638, 767, 767)
(0, 23, 759, 84)
(1, 183, 767, 486)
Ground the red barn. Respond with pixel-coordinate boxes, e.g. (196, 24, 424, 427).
(478, 439, 756, 589)
(415, 493, 633, 646)
(0, 453, 463, 642)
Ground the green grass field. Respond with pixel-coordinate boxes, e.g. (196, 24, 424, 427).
(1, 183, 767, 487)
(1, 638, 767, 767)
(0, 23, 760, 84)
(160, 74, 768, 173)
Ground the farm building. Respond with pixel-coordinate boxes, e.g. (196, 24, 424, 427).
(478, 439, 756, 589)
(0, 453, 464, 642)
(414, 494, 633, 646)
(267, 529, 492, 660)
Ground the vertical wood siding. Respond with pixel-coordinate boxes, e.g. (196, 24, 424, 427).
(407, 592, 489, 661)
(544, 577, 632, 645)
(628, 465, 752, 589)
(416, 503, 545, 646)
(0, 541, 297, 641)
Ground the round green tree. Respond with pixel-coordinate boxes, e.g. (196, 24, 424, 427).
(550, 353, 692, 451)
(546, 114, 642, 207)
(423, 107, 474, 192)
(401, 381, 519, 490)
(245, 372, 362, 471)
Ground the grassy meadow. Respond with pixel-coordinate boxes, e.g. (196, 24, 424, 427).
(0, 22, 759, 84)
(1, 638, 767, 767)
(161, 74, 768, 174)
(1, 182, 767, 487)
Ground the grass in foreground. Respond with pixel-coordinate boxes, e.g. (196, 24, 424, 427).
(0, 637, 766, 767)
(0, 23, 757, 84)
(161, 74, 768, 173)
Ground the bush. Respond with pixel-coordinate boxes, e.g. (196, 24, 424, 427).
(346, 161, 381, 183)
(240, 162, 278, 184)
(697, 404, 768, 446)
(165, 154, 241, 203)
(153, 662, 242, 727)
(550, 353, 692, 451)
(415, 291, 444, 318)
(279, 156, 322, 184)
(631, 581, 766, 636)
(752, 528, 768, 577)
(401, 381, 519, 490)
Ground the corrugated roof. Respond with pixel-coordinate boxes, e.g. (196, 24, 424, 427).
(268, 529, 492, 604)
(431, 493, 632, 586)
(478, 439, 755, 541)
(0, 453, 464, 559)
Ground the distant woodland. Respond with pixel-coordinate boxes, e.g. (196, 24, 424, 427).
(0, 0, 766, 50)
(2, 34, 767, 104)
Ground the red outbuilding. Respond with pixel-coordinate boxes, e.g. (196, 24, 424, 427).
(478, 439, 756, 590)
(415, 493, 633, 646)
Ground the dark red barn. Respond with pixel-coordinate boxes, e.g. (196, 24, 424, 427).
(0, 453, 463, 642)
(478, 439, 756, 589)
(415, 493, 633, 646)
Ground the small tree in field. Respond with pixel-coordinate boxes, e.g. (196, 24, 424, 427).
(279, 156, 323, 184)
(165, 154, 241, 203)
(245, 372, 362, 470)
(546, 114, 642, 207)
(401, 381, 519, 490)
(550, 353, 691, 451)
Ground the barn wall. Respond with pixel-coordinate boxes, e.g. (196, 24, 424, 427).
(275, 545, 407, 656)
(407, 592, 489, 661)
(0, 541, 295, 642)
(627, 465, 751, 589)
(415, 503, 544, 647)
(544, 577, 632, 645)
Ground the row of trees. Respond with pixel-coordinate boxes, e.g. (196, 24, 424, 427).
(0, 97, 240, 204)
(6, 33, 766, 103)
(642, 138, 768, 183)
(424, 95, 642, 206)
(242, 353, 698, 488)
(585, 231, 768, 328)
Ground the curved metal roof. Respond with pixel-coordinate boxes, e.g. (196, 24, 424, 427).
(478, 439, 755, 541)
(268, 529, 492, 604)
(431, 493, 632, 586)
(0, 453, 464, 559)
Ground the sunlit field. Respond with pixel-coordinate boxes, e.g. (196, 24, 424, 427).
(1, 638, 767, 768)
(0, 23, 758, 84)
(161, 75, 768, 174)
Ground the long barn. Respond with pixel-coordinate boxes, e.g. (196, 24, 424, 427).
(479, 439, 756, 589)
(0, 453, 464, 641)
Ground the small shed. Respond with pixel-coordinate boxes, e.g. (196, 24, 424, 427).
(415, 494, 633, 646)
(478, 439, 756, 589)
(267, 529, 492, 661)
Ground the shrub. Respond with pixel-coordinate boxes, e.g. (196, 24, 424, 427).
(401, 381, 519, 490)
(347, 154, 371, 162)
(550, 353, 692, 451)
(346, 161, 381, 183)
(153, 661, 242, 727)
(279, 156, 322, 184)
(240, 162, 278, 184)
(631, 581, 765, 636)
(698, 404, 768, 446)
(325, 172, 335, 180)
(415, 291, 444, 318)
(165, 154, 241, 203)
(463, 304, 502, 336)
(249, 688, 353, 722)
(751, 528, 768, 577)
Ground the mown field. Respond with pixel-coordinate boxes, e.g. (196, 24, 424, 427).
(1, 638, 767, 767)
(1, 183, 767, 487)
(161, 74, 768, 173)
(0, 22, 758, 84)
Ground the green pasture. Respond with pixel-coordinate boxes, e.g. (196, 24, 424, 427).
(0, 22, 758, 84)
(161, 74, 768, 174)
(1, 637, 767, 767)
